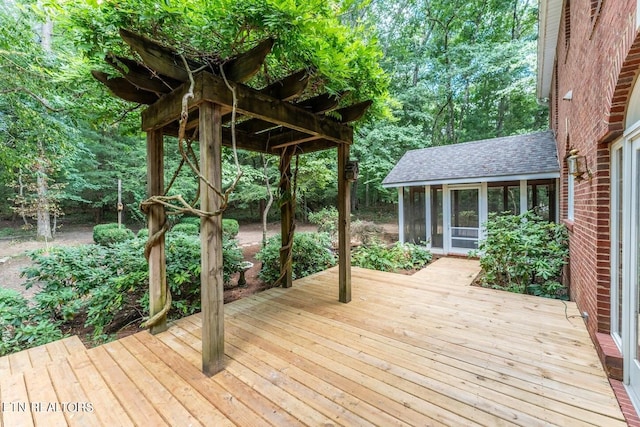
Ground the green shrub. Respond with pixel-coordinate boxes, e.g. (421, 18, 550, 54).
(308, 207, 338, 235)
(93, 223, 135, 246)
(256, 232, 336, 284)
(222, 218, 239, 238)
(21, 231, 246, 346)
(351, 241, 432, 272)
(180, 216, 200, 226)
(0, 288, 65, 356)
(171, 223, 199, 235)
(171, 217, 238, 238)
(472, 211, 569, 299)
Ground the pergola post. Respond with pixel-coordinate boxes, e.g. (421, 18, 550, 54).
(147, 129, 168, 334)
(279, 147, 294, 288)
(199, 101, 225, 376)
(338, 143, 352, 303)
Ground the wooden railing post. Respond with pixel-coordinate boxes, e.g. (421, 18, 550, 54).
(338, 143, 351, 303)
(147, 129, 168, 334)
(199, 101, 224, 376)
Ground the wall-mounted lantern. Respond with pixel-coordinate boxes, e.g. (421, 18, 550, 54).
(345, 160, 359, 182)
(566, 148, 592, 182)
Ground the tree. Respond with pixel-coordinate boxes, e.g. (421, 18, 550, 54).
(341, 0, 547, 207)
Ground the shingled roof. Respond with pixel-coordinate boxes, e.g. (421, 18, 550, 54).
(382, 131, 560, 187)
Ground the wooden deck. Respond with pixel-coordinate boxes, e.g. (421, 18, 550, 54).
(0, 262, 627, 426)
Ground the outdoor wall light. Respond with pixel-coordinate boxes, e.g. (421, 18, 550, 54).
(566, 148, 592, 182)
(345, 160, 359, 182)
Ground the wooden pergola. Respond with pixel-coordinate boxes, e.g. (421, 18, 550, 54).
(93, 29, 371, 376)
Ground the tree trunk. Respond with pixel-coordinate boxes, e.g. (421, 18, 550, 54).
(35, 161, 52, 241)
(17, 169, 29, 227)
(41, 19, 53, 52)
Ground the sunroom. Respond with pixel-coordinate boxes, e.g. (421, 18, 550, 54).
(382, 131, 560, 255)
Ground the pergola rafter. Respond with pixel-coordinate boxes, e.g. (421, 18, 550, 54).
(93, 29, 371, 376)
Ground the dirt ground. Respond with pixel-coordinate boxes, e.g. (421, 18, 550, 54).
(0, 222, 319, 301)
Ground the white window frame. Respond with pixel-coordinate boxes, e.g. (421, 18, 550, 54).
(567, 172, 575, 221)
(611, 138, 624, 350)
(397, 187, 404, 243)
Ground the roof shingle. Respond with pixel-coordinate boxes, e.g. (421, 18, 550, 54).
(382, 131, 559, 187)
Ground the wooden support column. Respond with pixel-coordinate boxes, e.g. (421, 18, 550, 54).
(338, 143, 351, 303)
(146, 130, 167, 334)
(279, 147, 293, 288)
(199, 101, 225, 376)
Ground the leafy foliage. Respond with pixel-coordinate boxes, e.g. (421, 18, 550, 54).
(222, 218, 240, 238)
(0, 288, 65, 356)
(171, 222, 199, 235)
(472, 211, 569, 299)
(351, 241, 432, 272)
(93, 223, 135, 246)
(20, 228, 245, 345)
(308, 206, 339, 242)
(256, 232, 337, 284)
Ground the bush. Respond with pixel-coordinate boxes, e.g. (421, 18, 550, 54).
(472, 211, 569, 299)
(180, 216, 200, 226)
(256, 232, 336, 284)
(93, 223, 135, 246)
(92, 222, 118, 241)
(171, 223, 199, 235)
(0, 288, 65, 356)
(222, 218, 239, 238)
(21, 230, 246, 346)
(308, 207, 338, 236)
(351, 241, 432, 272)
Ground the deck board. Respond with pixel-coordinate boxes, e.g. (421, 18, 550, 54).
(0, 335, 85, 377)
(232, 291, 621, 425)
(66, 350, 134, 426)
(0, 372, 34, 427)
(0, 262, 628, 426)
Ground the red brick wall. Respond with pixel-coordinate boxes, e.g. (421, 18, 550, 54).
(550, 1, 638, 342)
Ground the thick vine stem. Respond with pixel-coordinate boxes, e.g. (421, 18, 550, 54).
(139, 57, 246, 330)
(274, 150, 300, 287)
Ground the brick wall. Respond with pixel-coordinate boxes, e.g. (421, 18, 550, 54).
(551, 1, 637, 345)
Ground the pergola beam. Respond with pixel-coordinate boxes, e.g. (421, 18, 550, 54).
(91, 71, 159, 105)
(95, 29, 370, 377)
(142, 72, 353, 144)
(106, 55, 181, 94)
(120, 28, 204, 81)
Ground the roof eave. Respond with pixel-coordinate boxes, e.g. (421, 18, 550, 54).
(382, 171, 561, 189)
(537, 0, 563, 102)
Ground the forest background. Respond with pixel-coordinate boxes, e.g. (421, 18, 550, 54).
(0, 0, 546, 239)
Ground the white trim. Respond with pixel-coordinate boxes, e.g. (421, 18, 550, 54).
(397, 187, 404, 243)
(480, 182, 488, 240)
(625, 118, 640, 137)
(611, 138, 624, 350)
(567, 173, 575, 221)
(382, 172, 560, 188)
(442, 184, 451, 254)
(447, 184, 481, 252)
(537, 0, 563, 100)
(555, 178, 560, 223)
(520, 180, 528, 214)
(637, 0, 640, 30)
(624, 135, 640, 409)
(425, 185, 432, 249)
